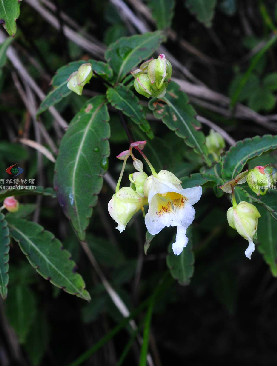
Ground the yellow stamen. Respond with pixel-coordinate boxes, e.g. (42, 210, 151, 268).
(156, 192, 186, 216)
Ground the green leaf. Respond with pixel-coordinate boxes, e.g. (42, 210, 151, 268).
(222, 135, 277, 179)
(6, 204, 36, 218)
(185, 0, 217, 27)
(248, 88, 275, 112)
(24, 310, 49, 366)
(0, 0, 20, 36)
(147, 0, 175, 29)
(5, 286, 36, 343)
(0, 186, 56, 202)
(107, 84, 153, 139)
(240, 187, 277, 221)
(144, 231, 155, 254)
(105, 31, 164, 82)
(0, 36, 12, 68)
(149, 82, 210, 164)
(0, 142, 29, 160)
(257, 206, 277, 277)
(181, 173, 211, 188)
(229, 73, 259, 103)
(166, 239, 194, 284)
(7, 217, 90, 301)
(263, 72, 277, 91)
(0, 212, 9, 299)
(37, 60, 113, 115)
(54, 95, 110, 240)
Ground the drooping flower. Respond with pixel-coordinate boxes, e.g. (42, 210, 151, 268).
(144, 170, 202, 255)
(227, 201, 261, 259)
(108, 187, 146, 233)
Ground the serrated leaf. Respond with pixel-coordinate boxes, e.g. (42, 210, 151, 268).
(185, 0, 217, 27)
(5, 285, 36, 343)
(181, 173, 211, 188)
(257, 206, 277, 277)
(0, 36, 12, 68)
(223, 135, 277, 179)
(149, 82, 210, 164)
(240, 186, 277, 221)
(54, 95, 110, 240)
(0, 186, 56, 202)
(24, 310, 49, 366)
(0, 0, 20, 36)
(248, 88, 275, 112)
(107, 84, 153, 138)
(7, 217, 90, 301)
(263, 73, 277, 91)
(166, 240, 194, 284)
(37, 60, 113, 115)
(147, 0, 175, 29)
(0, 212, 9, 299)
(105, 31, 164, 82)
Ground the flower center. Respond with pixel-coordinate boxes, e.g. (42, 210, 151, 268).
(156, 192, 186, 216)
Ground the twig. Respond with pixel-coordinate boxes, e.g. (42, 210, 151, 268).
(104, 172, 117, 191)
(0, 30, 68, 130)
(18, 138, 56, 163)
(80, 241, 154, 366)
(196, 116, 236, 146)
(25, 0, 105, 59)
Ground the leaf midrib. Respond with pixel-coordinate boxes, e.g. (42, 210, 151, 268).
(9, 223, 85, 297)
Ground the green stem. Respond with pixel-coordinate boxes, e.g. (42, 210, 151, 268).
(139, 294, 156, 366)
(232, 188, 237, 208)
(116, 157, 128, 192)
(135, 147, 157, 176)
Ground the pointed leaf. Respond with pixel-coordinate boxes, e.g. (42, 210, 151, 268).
(5, 285, 36, 343)
(37, 60, 113, 115)
(257, 206, 277, 277)
(107, 84, 153, 138)
(149, 82, 210, 164)
(147, 0, 175, 29)
(166, 240, 194, 284)
(54, 95, 110, 240)
(0, 212, 9, 299)
(0, 0, 21, 36)
(222, 135, 277, 179)
(105, 31, 164, 82)
(7, 217, 90, 301)
(0, 186, 56, 201)
(185, 0, 217, 27)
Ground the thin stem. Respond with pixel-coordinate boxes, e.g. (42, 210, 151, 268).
(135, 147, 157, 176)
(116, 157, 128, 192)
(231, 188, 237, 207)
(119, 111, 134, 144)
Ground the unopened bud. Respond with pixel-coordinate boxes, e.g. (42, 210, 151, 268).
(148, 54, 172, 90)
(67, 72, 83, 95)
(247, 166, 273, 195)
(77, 63, 93, 86)
(134, 74, 152, 98)
(227, 201, 260, 259)
(3, 196, 19, 213)
(133, 159, 143, 172)
(108, 187, 146, 232)
(130, 171, 148, 196)
(206, 130, 225, 161)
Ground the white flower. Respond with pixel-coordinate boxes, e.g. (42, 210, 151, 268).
(108, 187, 146, 233)
(144, 170, 202, 255)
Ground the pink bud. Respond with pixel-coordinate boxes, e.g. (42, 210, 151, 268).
(130, 141, 147, 150)
(4, 196, 19, 212)
(255, 166, 265, 174)
(116, 150, 130, 160)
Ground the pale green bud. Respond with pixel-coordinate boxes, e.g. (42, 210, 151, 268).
(77, 63, 93, 86)
(148, 54, 172, 90)
(205, 130, 225, 161)
(67, 72, 83, 95)
(108, 187, 146, 232)
(130, 172, 148, 196)
(227, 201, 260, 259)
(134, 73, 152, 98)
(133, 159, 143, 172)
(247, 166, 273, 196)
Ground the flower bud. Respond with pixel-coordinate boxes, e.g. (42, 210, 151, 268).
(247, 166, 273, 195)
(133, 159, 143, 172)
(227, 201, 260, 259)
(77, 63, 93, 86)
(205, 130, 225, 161)
(3, 196, 19, 213)
(67, 63, 93, 95)
(108, 187, 146, 232)
(129, 172, 148, 196)
(134, 74, 152, 98)
(67, 72, 83, 95)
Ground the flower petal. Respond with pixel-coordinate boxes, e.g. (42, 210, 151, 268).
(181, 186, 202, 205)
(172, 226, 188, 255)
(245, 241, 255, 259)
